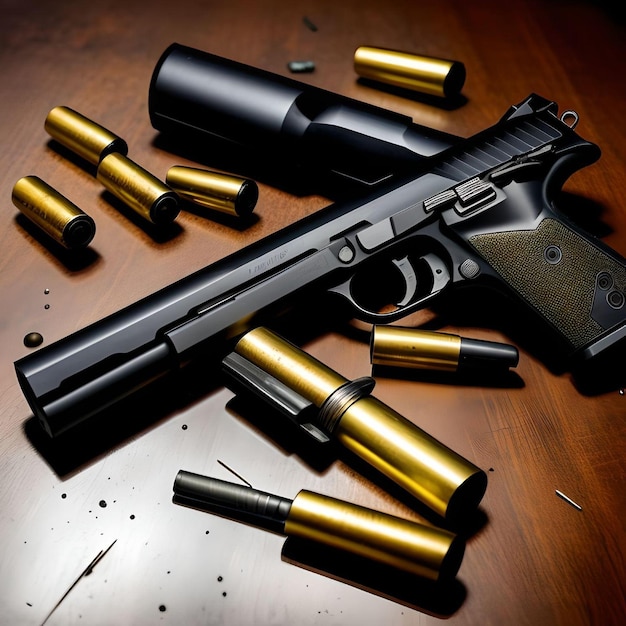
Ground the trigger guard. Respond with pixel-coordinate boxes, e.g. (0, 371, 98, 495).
(328, 252, 451, 322)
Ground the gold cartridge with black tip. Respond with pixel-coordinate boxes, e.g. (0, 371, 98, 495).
(166, 166, 258, 217)
(354, 46, 466, 99)
(224, 327, 487, 521)
(97, 153, 180, 225)
(174, 471, 465, 581)
(12, 176, 96, 249)
(371, 326, 519, 372)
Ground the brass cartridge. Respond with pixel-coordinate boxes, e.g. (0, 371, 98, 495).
(44, 106, 128, 165)
(233, 327, 487, 520)
(371, 326, 520, 372)
(372, 326, 461, 372)
(12, 176, 95, 249)
(286, 490, 463, 580)
(166, 166, 258, 217)
(354, 46, 465, 98)
(97, 153, 179, 225)
(174, 471, 465, 580)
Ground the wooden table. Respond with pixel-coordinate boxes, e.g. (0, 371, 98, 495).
(1, 1, 624, 624)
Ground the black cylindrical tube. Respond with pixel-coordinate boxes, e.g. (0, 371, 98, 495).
(148, 44, 461, 187)
(174, 471, 292, 527)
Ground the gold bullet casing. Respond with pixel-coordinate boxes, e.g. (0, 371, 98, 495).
(354, 46, 466, 99)
(44, 106, 178, 225)
(97, 153, 180, 225)
(336, 395, 483, 519)
(235, 327, 343, 406)
(371, 326, 461, 372)
(166, 166, 258, 217)
(12, 176, 96, 249)
(234, 327, 487, 519)
(44, 106, 128, 165)
(286, 490, 463, 580)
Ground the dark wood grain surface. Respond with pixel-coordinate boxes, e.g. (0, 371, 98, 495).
(1, 1, 625, 624)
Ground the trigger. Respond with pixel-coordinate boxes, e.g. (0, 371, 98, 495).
(423, 253, 451, 292)
(392, 257, 418, 306)
(393, 253, 449, 307)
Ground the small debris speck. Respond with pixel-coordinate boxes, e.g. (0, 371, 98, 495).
(303, 16, 318, 31)
(99, 500, 107, 508)
(288, 60, 315, 73)
(159, 605, 166, 612)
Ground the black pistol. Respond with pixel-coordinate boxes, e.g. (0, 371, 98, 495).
(14, 44, 626, 437)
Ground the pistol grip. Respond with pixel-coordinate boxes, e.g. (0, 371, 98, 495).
(468, 217, 626, 362)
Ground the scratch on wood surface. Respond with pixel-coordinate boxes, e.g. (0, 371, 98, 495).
(555, 490, 582, 511)
(217, 459, 253, 488)
(41, 539, 117, 625)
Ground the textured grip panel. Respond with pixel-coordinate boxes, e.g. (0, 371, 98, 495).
(469, 218, 626, 350)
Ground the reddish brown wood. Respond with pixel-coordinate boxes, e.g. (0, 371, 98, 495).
(0, 1, 624, 624)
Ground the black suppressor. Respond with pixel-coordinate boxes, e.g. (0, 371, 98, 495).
(148, 43, 461, 189)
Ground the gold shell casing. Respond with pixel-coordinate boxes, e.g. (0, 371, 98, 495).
(166, 166, 258, 217)
(12, 176, 95, 249)
(286, 490, 463, 580)
(97, 153, 179, 225)
(44, 106, 128, 165)
(234, 327, 487, 520)
(354, 46, 465, 98)
(371, 326, 461, 371)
